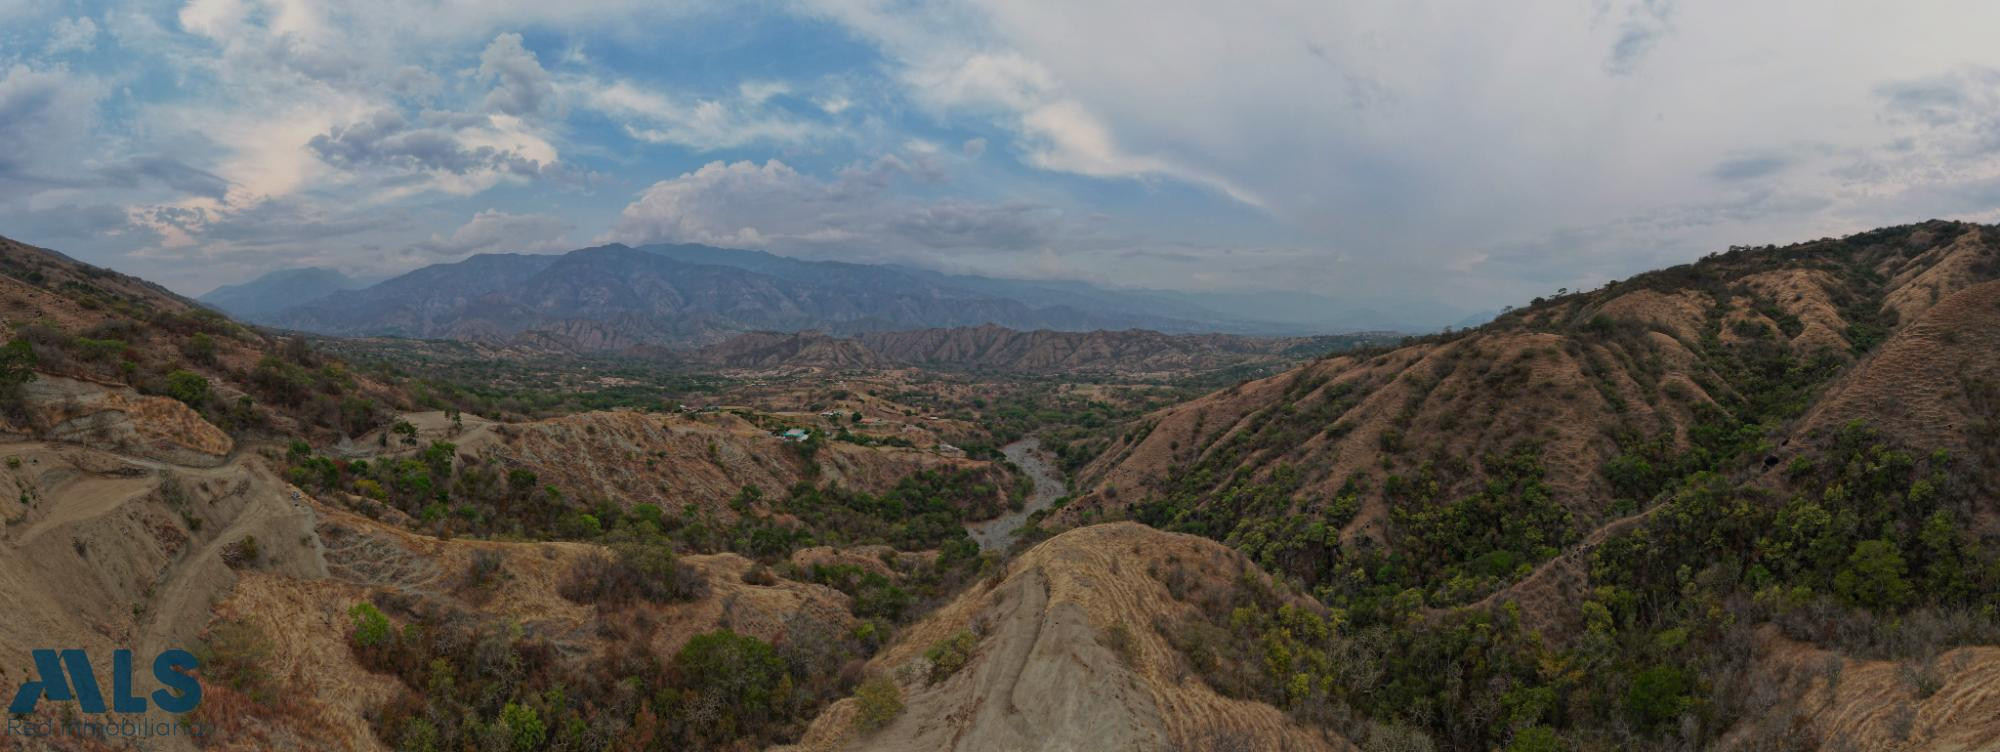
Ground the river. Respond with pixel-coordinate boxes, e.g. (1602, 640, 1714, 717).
(966, 437, 1068, 551)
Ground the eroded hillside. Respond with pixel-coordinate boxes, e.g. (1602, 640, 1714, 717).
(1052, 221, 2000, 750)
(778, 523, 1347, 752)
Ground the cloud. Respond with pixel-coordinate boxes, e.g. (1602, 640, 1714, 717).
(480, 33, 557, 117)
(579, 78, 822, 151)
(14, 0, 2000, 310)
(1872, 66, 2000, 158)
(0, 65, 101, 196)
(410, 209, 574, 256)
(891, 201, 1059, 250)
(1017, 99, 1263, 207)
(306, 109, 568, 192)
(1602, 0, 1676, 75)
(605, 158, 1062, 257)
(93, 157, 233, 199)
(815, 94, 852, 114)
(46, 17, 99, 54)
(8, 203, 133, 240)
(1708, 153, 1792, 182)
(895, 48, 1263, 205)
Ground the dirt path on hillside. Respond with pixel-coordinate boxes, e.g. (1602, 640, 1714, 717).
(0, 439, 321, 752)
(13, 473, 155, 545)
(966, 438, 1067, 551)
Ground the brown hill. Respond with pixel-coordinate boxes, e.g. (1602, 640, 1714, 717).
(366, 408, 1000, 519)
(687, 330, 890, 370)
(776, 522, 1347, 752)
(0, 233, 408, 441)
(1050, 221, 2000, 750)
(192, 505, 858, 751)
(1069, 222, 1997, 550)
(684, 324, 1394, 376)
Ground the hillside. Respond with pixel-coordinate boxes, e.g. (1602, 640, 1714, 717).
(777, 523, 1346, 752)
(330, 408, 1007, 525)
(1058, 220, 2000, 749)
(682, 325, 1397, 376)
(0, 234, 406, 442)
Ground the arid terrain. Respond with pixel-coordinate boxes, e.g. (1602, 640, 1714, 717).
(1, 223, 1999, 751)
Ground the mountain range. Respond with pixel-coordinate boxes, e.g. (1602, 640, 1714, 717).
(197, 266, 366, 321)
(202, 243, 1439, 349)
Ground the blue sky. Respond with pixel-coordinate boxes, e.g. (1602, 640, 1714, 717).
(4, 0, 2000, 320)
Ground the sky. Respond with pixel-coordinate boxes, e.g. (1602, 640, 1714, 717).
(4, 0, 2000, 320)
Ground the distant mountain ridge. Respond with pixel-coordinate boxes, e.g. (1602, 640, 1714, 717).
(256, 242, 1392, 349)
(198, 266, 362, 320)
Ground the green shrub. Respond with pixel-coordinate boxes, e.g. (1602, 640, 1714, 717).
(924, 630, 977, 683)
(557, 540, 708, 606)
(852, 674, 904, 732)
(348, 602, 390, 648)
(1101, 622, 1138, 667)
(195, 619, 276, 703)
(498, 702, 545, 751)
(672, 630, 786, 739)
(1625, 664, 1691, 730)
(1505, 726, 1562, 752)
(1835, 539, 1912, 612)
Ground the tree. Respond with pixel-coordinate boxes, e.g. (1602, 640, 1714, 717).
(182, 333, 218, 365)
(348, 602, 390, 647)
(672, 630, 786, 737)
(1625, 664, 1690, 731)
(1506, 726, 1562, 752)
(498, 702, 546, 751)
(0, 338, 37, 417)
(164, 370, 210, 407)
(1835, 539, 1912, 611)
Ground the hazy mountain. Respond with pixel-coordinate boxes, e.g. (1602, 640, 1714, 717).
(198, 267, 363, 322)
(641, 243, 1281, 332)
(246, 242, 1439, 345)
(267, 244, 1234, 349)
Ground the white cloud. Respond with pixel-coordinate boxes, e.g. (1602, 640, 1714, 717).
(803, 0, 2000, 304)
(411, 209, 573, 257)
(892, 47, 1262, 205)
(1017, 99, 1263, 207)
(579, 78, 821, 151)
(815, 94, 852, 114)
(605, 157, 1061, 258)
(13, 0, 2000, 310)
(480, 33, 557, 117)
(46, 16, 99, 54)
(0, 65, 104, 197)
